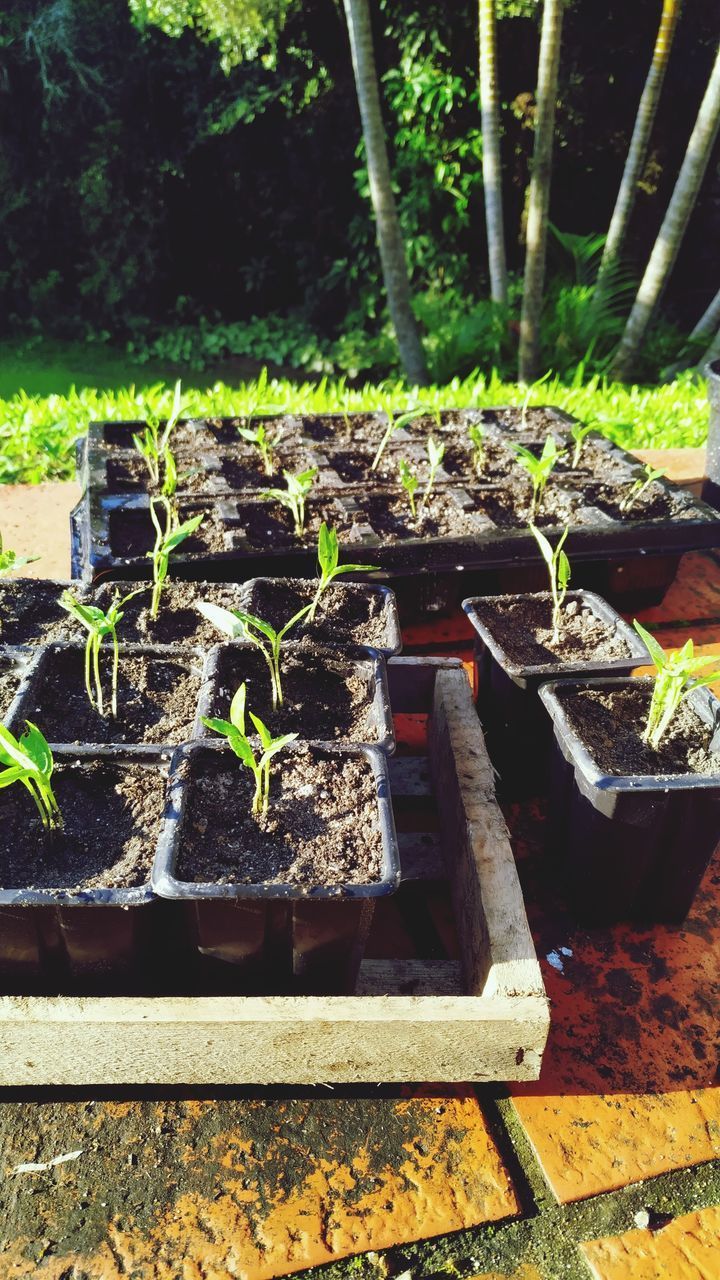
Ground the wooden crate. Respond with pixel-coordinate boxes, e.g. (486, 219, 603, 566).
(0, 659, 549, 1085)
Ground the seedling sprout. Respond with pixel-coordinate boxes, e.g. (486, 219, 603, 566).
(371, 401, 432, 471)
(132, 379, 186, 487)
(512, 435, 564, 519)
(633, 622, 720, 751)
(397, 460, 419, 520)
(468, 423, 485, 474)
(261, 467, 317, 537)
(0, 533, 38, 577)
(569, 422, 594, 469)
(420, 437, 445, 515)
(59, 586, 145, 718)
(202, 683, 297, 816)
(197, 603, 311, 709)
(619, 464, 666, 513)
(530, 524, 571, 645)
(0, 722, 61, 830)
(519, 369, 552, 432)
(149, 497, 205, 620)
(237, 421, 281, 475)
(308, 523, 379, 622)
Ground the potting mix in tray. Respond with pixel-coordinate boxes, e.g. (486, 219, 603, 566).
(2, 402, 720, 1000)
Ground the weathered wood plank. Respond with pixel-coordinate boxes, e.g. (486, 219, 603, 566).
(356, 959, 461, 995)
(429, 669, 547, 1005)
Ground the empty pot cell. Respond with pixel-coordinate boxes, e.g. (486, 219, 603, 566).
(361, 491, 496, 542)
(105, 452, 223, 495)
(326, 443, 453, 488)
(89, 580, 247, 647)
(0, 652, 28, 720)
(10, 644, 206, 748)
(108, 503, 224, 558)
(581, 478, 693, 522)
(0, 579, 82, 648)
(240, 578, 401, 654)
(203, 644, 393, 749)
(485, 406, 574, 442)
(102, 419, 220, 454)
(474, 479, 582, 529)
(231, 494, 353, 549)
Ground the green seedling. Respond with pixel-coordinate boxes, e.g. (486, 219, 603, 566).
(398, 459, 419, 520)
(519, 369, 553, 432)
(59, 586, 145, 718)
(468, 423, 485, 474)
(633, 621, 720, 751)
(161, 445, 178, 500)
(371, 401, 432, 471)
(261, 467, 317, 537)
(132, 379, 186, 487)
(619, 464, 666, 513)
(0, 722, 61, 831)
(237, 421, 281, 475)
(0, 532, 38, 577)
(530, 524, 571, 645)
(237, 365, 274, 433)
(202, 682, 297, 816)
(512, 435, 564, 518)
(149, 497, 204, 620)
(420, 436, 445, 515)
(308, 523, 379, 622)
(197, 603, 311, 709)
(569, 422, 594, 469)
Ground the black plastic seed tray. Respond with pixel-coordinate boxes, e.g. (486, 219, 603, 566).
(72, 408, 720, 615)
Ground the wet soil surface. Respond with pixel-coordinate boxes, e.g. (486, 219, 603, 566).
(206, 646, 382, 744)
(176, 745, 384, 886)
(470, 593, 633, 667)
(90, 580, 246, 648)
(554, 683, 720, 777)
(0, 759, 167, 891)
(14, 646, 204, 746)
(0, 579, 80, 647)
(242, 577, 395, 651)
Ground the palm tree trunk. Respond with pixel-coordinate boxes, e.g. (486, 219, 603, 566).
(663, 284, 720, 376)
(594, 0, 681, 310)
(700, 323, 720, 369)
(342, 0, 428, 386)
(611, 40, 720, 381)
(479, 0, 507, 305)
(518, 0, 565, 382)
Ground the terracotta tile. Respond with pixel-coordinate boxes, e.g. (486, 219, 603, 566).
(0, 1089, 518, 1280)
(632, 552, 720, 626)
(581, 1204, 720, 1280)
(632, 446, 705, 491)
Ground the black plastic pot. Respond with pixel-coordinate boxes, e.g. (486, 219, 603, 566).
(198, 642, 396, 755)
(153, 741, 400, 994)
(0, 647, 33, 721)
(239, 577, 403, 657)
(0, 751, 173, 989)
(71, 409, 720, 616)
(462, 590, 650, 798)
(539, 676, 720, 923)
(0, 578, 84, 649)
(703, 359, 720, 510)
(7, 642, 211, 755)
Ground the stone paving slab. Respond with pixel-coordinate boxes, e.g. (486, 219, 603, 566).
(581, 1203, 720, 1279)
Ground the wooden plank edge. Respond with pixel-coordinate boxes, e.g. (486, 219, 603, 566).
(429, 669, 547, 1007)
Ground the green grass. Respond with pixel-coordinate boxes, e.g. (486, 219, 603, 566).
(0, 340, 710, 484)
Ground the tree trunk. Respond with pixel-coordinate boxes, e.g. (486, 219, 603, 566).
(594, 0, 681, 311)
(700, 322, 720, 369)
(663, 283, 720, 376)
(611, 40, 720, 381)
(342, 0, 429, 386)
(479, 0, 508, 305)
(518, 0, 564, 382)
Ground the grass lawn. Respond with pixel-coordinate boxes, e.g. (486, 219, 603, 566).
(0, 338, 710, 484)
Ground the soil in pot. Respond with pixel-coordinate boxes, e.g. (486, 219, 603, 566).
(363, 492, 491, 541)
(0, 759, 167, 891)
(0, 657, 24, 719)
(108, 504, 220, 557)
(15, 647, 204, 746)
(469, 595, 632, 667)
(176, 746, 384, 886)
(553, 683, 720, 777)
(0, 580, 78, 648)
(242, 578, 395, 651)
(90, 581, 246, 647)
(206, 646, 382, 744)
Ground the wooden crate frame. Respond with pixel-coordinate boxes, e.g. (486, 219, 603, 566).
(0, 659, 549, 1085)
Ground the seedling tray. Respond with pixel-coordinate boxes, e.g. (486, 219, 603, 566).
(0, 659, 549, 1084)
(71, 408, 720, 616)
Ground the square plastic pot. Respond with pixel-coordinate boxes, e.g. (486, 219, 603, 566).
(0, 750, 174, 990)
(152, 741, 401, 994)
(197, 642, 396, 755)
(539, 676, 720, 923)
(461, 590, 650, 798)
(238, 577, 403, 657)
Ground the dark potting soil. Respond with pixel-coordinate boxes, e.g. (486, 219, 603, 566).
(90, 580, 247, 647)
(109, 504, 224, 558)
(242, 578, 393, 651)
(363, 492, 491, 541)
(0, 759, 167, 891)
(0, 660, 23, 720)
(106, 449, 319, 497)
(208, 647, 380, 744)
(470, 594, 632, 667)
(176, 746, 384, 886)
(582, 479, 684, 522)
(239, 496, 346, 549)
(474, 476, 581, 529)
(555, 683, 720, 778)
(0, 579, 79, 647)
(16, 647, 204, 746)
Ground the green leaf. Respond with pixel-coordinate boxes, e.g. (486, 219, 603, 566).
(633, 620, 667, 670)
(558, 550, 571, 591)
(529, 523, 553, 569)
(201, 716, 235, 737)
(21, 722, 53, 778)
(196, 602, 246, 639)
(317, 522, 338, 579)
(249, 712, 272, 750)
(229, 683, 247, 735)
